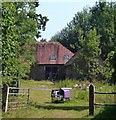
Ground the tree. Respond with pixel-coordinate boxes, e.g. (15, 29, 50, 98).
(102, 51, 115, 83)
(109, 48, 116, 84)
(74, 29, 101, 81)
(89, 1, 116, 83)
(2, 3, 19, 84)
(40, 38, 47, 42)
(2, 1, 48, 84)
(111, 51, 116, 84)
(90, 1, 115, 59)
(50, 8, 91, 53)
(51, 27, 79, 53)
(14, 2, 48, 80)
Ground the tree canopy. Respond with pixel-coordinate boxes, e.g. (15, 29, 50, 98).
(2, 1, 48, 84)
(50, 1, 116, 83)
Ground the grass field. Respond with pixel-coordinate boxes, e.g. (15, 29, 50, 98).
(2, 79, 116, 119)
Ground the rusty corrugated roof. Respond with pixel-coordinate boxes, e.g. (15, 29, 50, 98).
(35, 42, 74, 64)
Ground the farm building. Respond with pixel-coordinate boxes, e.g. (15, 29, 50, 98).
(65, 52, 88, 80)
(30, 42, 74, 80)
(65, 50, 104, 80)
(30, 42, 104, 80)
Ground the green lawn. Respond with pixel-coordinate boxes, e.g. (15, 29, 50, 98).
(2, 80, 116, 118)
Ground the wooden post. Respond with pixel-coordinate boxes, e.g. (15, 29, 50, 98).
(16, 80, 20, 93)
(27, 89, 30, 104)
(89, 84, 94, 115)
(5, 86, 9, 112)
(2, 84, 9, 112)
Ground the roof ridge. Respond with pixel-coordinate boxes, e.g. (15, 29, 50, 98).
(35, 41, 60, 44)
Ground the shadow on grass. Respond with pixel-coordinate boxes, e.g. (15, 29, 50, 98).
(92, 106, 116, 119)
(29, 102, 89, 111)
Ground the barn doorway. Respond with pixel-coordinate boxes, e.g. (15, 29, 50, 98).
(45, 66, 58, 80)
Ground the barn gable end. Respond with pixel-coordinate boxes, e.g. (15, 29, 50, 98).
(30, 42, 74, 80)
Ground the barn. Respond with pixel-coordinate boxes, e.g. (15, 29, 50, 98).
(30, 42, 74, 80)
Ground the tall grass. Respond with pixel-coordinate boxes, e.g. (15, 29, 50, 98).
(21, 79, 115, 105)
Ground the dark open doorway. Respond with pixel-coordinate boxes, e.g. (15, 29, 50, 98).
(45, 66, 58, 80)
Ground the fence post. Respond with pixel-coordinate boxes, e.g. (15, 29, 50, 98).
(5, 86, 9, 112)
(2, 84, 9, 112)
(2, 84, 7, 112)
(27, 89, 30, 104)
(89, 84, 95, 115)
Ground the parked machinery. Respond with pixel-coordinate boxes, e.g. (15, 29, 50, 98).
(51, 88, 72, 103)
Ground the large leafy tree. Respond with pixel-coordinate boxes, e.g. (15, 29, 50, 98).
(90, 1, 115, 60)
(2, 3, 18, 84)
(111, 48, 116, 84)
(89, 1, 116, 83)
(74, 29, 101, 81)
(2, 2, 48, 84)
(13, 2, 48, 80)
(111, 3, 116, 83)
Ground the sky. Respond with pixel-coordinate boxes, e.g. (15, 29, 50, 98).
(36, 0, 114, 41)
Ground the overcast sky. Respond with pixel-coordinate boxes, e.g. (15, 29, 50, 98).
(36, 0, 115, 41)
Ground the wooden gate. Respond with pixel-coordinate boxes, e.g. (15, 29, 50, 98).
(3, 86, 30, 112)
(2, 86, 58, 112)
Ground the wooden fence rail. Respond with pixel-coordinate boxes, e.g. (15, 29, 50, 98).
(95, 92, 116, 94)
(89, 84, 116, 115)
(9, 87, 59, 90)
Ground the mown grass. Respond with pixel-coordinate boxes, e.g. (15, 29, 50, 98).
(2, 79, 116, 118)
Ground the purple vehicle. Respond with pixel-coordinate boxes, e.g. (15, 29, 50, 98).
(51, 88, 72, 102)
